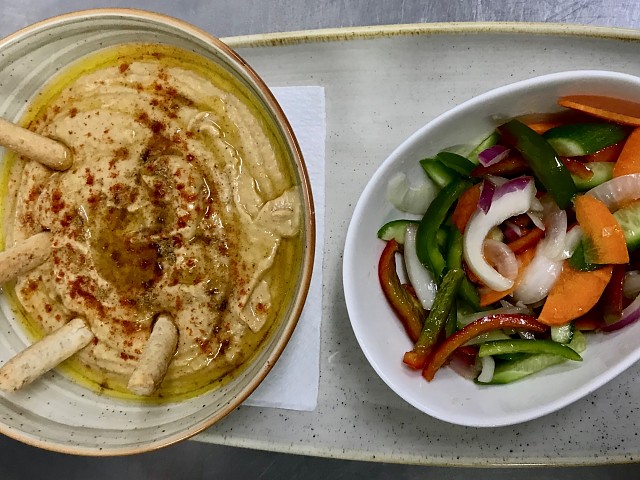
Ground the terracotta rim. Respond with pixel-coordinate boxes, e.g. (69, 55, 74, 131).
(0, 8, 315, 456)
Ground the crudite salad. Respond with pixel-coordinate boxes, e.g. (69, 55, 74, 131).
(378, 95, 640, 384)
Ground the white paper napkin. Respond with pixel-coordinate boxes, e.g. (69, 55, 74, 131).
(243, 86, 325, 411)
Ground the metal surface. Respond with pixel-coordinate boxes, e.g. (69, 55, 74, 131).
(1, 0, 640, 477)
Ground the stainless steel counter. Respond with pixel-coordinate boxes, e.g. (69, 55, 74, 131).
(1, 1, 640, 477)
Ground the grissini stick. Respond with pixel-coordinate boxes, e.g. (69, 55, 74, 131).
(0, 317, 94, 392)
(0, 117, 72, 171)
(0, 231, 53, 284)
(128, 313, 178, 396)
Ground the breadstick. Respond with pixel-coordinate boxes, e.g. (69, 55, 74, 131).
(0, 231, 53, 284)
(127, 313, 178, 396)
(0, 317, 94, 392)
(0, 117, 72, 171)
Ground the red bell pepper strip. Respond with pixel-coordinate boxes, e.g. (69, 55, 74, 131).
(378, 239, 425, 342)
(561, 157, 594, 180)
(422, 313, 548, 381)
(601, 263, 626, 325)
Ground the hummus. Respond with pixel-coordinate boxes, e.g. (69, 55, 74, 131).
(2, 44, 302, 397)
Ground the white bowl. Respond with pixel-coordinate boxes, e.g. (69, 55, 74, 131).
(0, 10, 314, 453)
(343, 70, 640, 427)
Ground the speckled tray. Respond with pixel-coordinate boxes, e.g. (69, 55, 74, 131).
(194, 23, 640, 466)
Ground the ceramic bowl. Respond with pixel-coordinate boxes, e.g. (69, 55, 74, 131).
(343, 70, 640, 427)
(0, 9, 314, 454)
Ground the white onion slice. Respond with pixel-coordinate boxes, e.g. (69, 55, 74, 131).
(387, 172, 437, 215)
(463, 177, 536, 291)
(477, 356, 495, 383)
(623, 270, 640, 299)
(558, 225, 582, 261)
(512, 243, 563, 304)
(483, 238, 518, 281)
(587, 173, 640, 210)
(527, 211, 545, 231)
(403, 224, 438, 309)
(539, 197, 567, 260)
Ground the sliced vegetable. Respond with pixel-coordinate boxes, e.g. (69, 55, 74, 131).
(480, 247, 536, 307)
(614, 200, 640, 251)
(558, 95, 640, 127)
(451, 183, 482, 233)
(601, 264, 626, 325)
(436, 151, 476, 176)
(422, 313, 548, 381)
(498, 119, 577, 209)
(463, 176, 536, 291)
(478, 145, 511, 167)
(538, 263, 613, 326)
(543, 122, 627, 156)
(377, 219, 419, 244)
(512, 243, 563, 305)
(445, 226, 480, 308)
(386, 172, 437, 215)
(571, 162, 614, 191)
(574, 194, 629, 265)
(587, 173, 640, 210)
(403, 269, 464, 369)
(476, 355, 496, 383)
(486, 331, 586, 384)
(378, 239, 425, 343)
(551, 322, 575, 343)
(404, 224, 438, 310)
(601, 287, 640, 331)
(478, 339, 582, 361)
(416, 179, 471, 281)
(470, 154, 530, 177)
(614, 127, 640, 177)
(419, 158, 458, 189)
(468, 131, 499, 163)
(506, 227, 545, 254)
(582, 141, 624, 163)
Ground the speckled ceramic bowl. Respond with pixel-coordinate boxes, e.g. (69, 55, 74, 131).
(344, 70, 640, 427)
(0, 9, 314, 454)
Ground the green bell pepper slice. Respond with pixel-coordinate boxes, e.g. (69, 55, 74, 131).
(498, 119, 577, 209)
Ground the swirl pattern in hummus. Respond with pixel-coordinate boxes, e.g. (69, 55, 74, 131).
(3, 44, 302, 397)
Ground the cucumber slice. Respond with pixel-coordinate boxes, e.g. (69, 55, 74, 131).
(571, 162, 614, 191)
(543, 123, 628, 156)
(484, 331, 586, 384)
(377, 219, 418, 244)
(551, 322, 575, 343)
(613, 201, 640, 252)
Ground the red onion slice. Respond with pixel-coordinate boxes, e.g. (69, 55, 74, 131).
(602, 292, 640, 332)
(478, 179, 496, 213)
(478, 145, 511, 167)
(587, 173, 640, 210)
(493, 176, 534, 202)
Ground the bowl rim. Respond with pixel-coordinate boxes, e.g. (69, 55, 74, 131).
(0, 8, 315, 455)
(343, 69, 640, 428)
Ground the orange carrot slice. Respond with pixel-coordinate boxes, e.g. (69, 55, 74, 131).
(613, 127, 640, 177)
(451, 183, 481, 233)
(538, 263, 613, 326)
(558, 95, 640, 127)
(574, 194, 629, 264)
